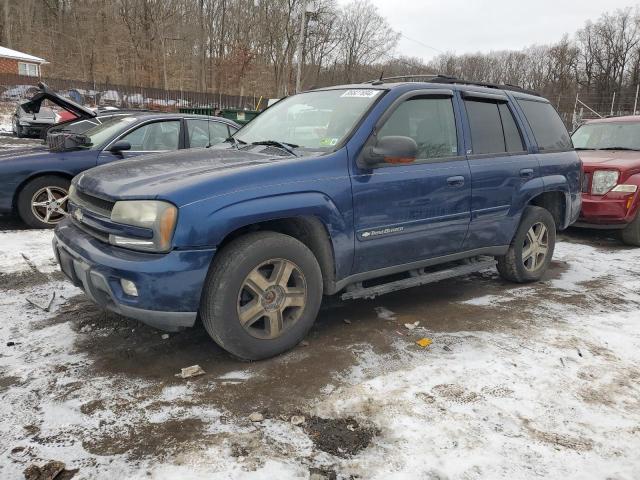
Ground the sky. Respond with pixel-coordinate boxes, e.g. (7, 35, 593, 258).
(336, 0, 639, 62)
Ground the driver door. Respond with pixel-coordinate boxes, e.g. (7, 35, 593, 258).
(351, 91, 472, 273)
(97, 119, 182, 165)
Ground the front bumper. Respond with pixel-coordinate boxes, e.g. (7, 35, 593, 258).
(577, 193, 638, 228)
(53, 219, 216, 331)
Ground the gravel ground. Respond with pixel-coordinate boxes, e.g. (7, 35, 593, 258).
(0, 142, 639, 478)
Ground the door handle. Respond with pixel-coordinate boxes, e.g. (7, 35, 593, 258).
(447, 176, 465, 187)
(520, 168, 534, 178)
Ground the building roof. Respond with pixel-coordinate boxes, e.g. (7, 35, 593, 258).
(0, 46, 47, 64)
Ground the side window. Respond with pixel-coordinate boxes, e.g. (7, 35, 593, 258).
(378, 97, 458, 160)
(499, 104, 525, 152)
(517, 99, 572, 151)
(120, 120, 181, 151)
(186, 119, 210, 148)
(209, 121, 230, 145)
(464, 100, 506, 154)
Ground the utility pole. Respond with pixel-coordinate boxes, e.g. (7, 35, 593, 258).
(610, 91, 616, 117)
(634, 84, 639, 115)
(295, 0, 309, 93)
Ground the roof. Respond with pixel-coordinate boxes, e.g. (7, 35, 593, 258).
(313, 81, 545, 102)
(0, 46, 48, 64)
(586, 115, 640, 124)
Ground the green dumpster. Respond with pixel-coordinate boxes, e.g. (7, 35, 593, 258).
(220, 109, 260, 125)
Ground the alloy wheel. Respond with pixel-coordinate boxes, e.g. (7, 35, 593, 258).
(31, 186, 69, 225)
(237, 258, 307, 339)
(522, 222, 548, 272)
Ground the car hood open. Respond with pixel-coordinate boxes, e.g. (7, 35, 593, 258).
(20, 82, 96, 120)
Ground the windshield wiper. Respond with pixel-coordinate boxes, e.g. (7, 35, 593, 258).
(574, 147, 594, 150)
(251, 140, 299, 156)
(596, 147, 639, 151)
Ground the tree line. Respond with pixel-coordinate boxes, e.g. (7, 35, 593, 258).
(1, 1, 639, 119)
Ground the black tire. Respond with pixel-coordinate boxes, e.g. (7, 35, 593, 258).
(621, 212, 640, 246)
(17, 175, 71, 229)
(15, 123, 23, 138)
(497, 206, 556, 283)
(200, 231, 323, 360)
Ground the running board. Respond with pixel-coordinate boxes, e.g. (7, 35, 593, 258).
(340, 258, 497, 301)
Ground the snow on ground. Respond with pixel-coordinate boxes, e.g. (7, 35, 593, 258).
(1, 228, 640, 479)
(0, 230, 57, 273)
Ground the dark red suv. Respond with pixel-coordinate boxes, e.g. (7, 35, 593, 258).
(572, 115, 640, 245)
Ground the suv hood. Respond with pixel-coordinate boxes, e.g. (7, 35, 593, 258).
(76, 147, 289, 203)
(578, 150, 640, 173)
(21, 82, 96, 120)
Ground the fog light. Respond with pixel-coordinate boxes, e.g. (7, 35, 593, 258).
(120, 279, 138, 296)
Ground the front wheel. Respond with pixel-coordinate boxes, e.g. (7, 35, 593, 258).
(200, 232, 323, 360)
(621, 212, 640, 246)
(497, 206, 556, 283)
(17, 176, 71, 229)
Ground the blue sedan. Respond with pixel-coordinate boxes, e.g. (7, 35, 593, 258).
(0, 113, 239, 228)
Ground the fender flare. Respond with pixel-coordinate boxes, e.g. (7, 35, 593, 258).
(176, 191, 354, 287)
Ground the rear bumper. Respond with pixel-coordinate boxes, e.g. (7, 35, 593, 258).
(53, 219, 216, 331)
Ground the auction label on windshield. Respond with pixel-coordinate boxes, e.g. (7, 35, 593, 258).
(341, 89, 380, 98)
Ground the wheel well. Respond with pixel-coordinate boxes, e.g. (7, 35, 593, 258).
(530, 191, 565, 229)
(218, 216, 336, 292)
(12, 172, 73, 210)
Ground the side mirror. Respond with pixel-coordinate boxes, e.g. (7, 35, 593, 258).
(362, 136, 418, 167)
(109, 140, 131, 154)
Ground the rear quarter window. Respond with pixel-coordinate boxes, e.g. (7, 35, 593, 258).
(518, 99, 572, 151)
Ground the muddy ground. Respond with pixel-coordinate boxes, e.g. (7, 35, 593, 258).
(1, 159, 639, 477)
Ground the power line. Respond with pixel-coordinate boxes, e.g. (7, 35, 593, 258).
(399, 33, 443, 54)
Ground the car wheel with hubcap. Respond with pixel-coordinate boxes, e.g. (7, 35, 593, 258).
(17, 176, 71, 229)
(497, 206, 556, 283)
(200, 231, 323, 360)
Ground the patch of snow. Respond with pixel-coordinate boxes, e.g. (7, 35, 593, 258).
(374, 306, 396, 321)
(218, 370, 254, 381)
(0, 230, 56, 274)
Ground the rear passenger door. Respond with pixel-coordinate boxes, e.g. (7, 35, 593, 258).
(462, 91, 539, 250)
(351, 90, 471, 273)
(514, 98, 578, 228)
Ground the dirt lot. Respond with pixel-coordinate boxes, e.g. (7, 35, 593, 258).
(1, 150, 639, 478)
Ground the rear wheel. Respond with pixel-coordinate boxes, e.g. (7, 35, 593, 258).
(17, 176, 71, 229)
(497, 206, 556, 283)
(621, 212, 640, 246)
(200, 232, 323, 360)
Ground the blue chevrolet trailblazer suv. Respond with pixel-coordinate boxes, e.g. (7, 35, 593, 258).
(53, 75, 581, 360)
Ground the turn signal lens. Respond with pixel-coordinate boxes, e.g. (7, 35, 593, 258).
(611, 184, 638, 193)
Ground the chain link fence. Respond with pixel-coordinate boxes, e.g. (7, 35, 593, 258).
(0, 73, 262, 112)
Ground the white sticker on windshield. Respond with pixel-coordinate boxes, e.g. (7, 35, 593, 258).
(341, 89, 380, 98)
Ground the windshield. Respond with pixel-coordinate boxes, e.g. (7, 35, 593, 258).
(572, 122, 640, 151)
(82, 116, 137, 148)
(234, 89, 384, 149)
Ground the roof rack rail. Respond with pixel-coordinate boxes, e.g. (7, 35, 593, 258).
(364, 74, 540, 97)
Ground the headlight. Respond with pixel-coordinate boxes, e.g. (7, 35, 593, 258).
(109, 200, 177, 252)
(591, 170, 619, 195)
